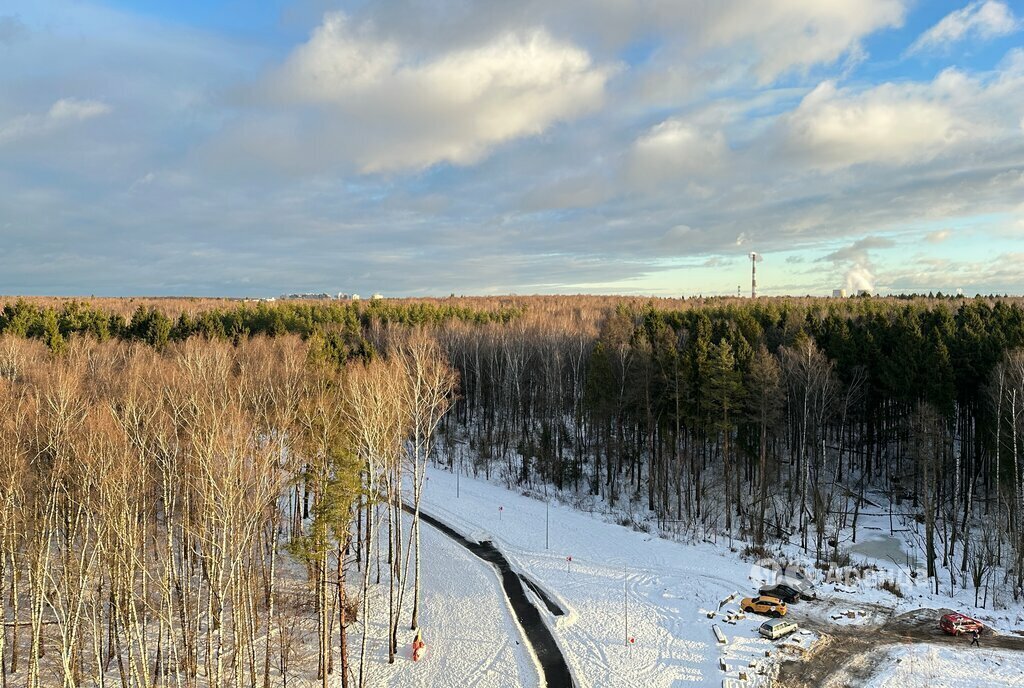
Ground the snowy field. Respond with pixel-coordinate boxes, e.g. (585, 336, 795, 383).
(394, 466, 1024, 687)
(356, 511, 542, 688)
(415, 467, 790, 688)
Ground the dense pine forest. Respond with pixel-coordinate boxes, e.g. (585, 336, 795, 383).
(4, 294, 1024, 686)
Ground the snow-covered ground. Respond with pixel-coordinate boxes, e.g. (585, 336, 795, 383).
(843, 644, 1024, 687)
(416, 467, 800, 687)
(403, 466, 1024, 687)
(766, 491, 1024, 636)
(356, 511, 541, 687)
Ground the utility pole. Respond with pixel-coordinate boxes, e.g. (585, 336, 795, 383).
(624, 563, 629, 646)
(544, 481, 550, 549)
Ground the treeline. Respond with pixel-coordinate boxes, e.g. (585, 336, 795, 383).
(6, 293, 1024, 626)
(0, 333, 455, 688)
(0, 299, 522, 354)
(436, 297, 1024, 604)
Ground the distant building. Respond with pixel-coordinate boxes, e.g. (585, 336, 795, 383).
(278, 292, 351, 301)
(371, 293, 384, 300)
(832, 289, 847, 298)
(351, 294, 361, 301)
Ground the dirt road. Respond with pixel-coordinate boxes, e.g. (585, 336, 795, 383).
(776, 607, 1024, 687)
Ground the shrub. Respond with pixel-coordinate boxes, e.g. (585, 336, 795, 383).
(742, 544, 772, 561)
(879, 579, 903, 598)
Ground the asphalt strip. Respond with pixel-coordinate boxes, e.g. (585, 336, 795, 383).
(408, 506, 575, 688)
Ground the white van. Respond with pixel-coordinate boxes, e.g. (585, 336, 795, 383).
(759, 618, 798, 640)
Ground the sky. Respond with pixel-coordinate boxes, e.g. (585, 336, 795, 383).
(1, 0, 1023, 298)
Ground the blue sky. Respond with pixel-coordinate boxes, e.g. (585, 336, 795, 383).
(1, 0, 1023, 297)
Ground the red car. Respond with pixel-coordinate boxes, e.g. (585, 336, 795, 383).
(939, 613, 983, 636)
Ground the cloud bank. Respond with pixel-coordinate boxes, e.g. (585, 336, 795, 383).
(1, 0, 1023, 297)
(0, 98, 111, 145)
(260, 14, 614, 172)
(909, 1, 1020, 55)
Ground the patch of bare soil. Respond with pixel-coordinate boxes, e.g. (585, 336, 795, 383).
(775, 607, 1024, 687)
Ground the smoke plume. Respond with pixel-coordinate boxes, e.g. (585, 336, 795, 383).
(845, 264, 875, 293)
(824, 236, 893, 295)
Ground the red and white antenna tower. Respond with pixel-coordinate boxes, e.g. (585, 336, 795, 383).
(749, 252, 762, 298)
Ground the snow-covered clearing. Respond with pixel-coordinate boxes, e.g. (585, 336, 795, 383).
(402, 466, 1024, 687)
(416, 467, 790, 687)
(356, 511, 541, 687)
(768, 492, 1024, 636)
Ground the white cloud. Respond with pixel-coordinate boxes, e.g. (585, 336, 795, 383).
(926, 229, 953, 243)
(696, 0, 906, 82)
(909, 1, 1020, 55)
(353, 0, 906, 85)
(47, 98, 111, 122)
(627, 118, 728, 186)
(778, 53, 1024, 170)
(6, 0, 1024, 297)
(265, 13, 614, 172)
(883, 251, 1024, 295)
(782, 80, 966, 169)
(0, 98, 112, 145)
(825, 236, 896, 262)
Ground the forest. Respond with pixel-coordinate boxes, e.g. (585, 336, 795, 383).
(3, 293, 1024, 686)
(0, 328, 454, 688)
